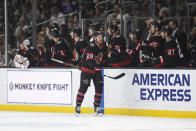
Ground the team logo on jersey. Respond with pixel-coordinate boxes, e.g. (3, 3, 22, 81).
(83, 80, 89, 85)
(149, 41, 160, 50)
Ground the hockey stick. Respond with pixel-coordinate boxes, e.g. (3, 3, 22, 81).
(104, 73, 125, 80)
(51, 58, 125, 80)
(51, 58, 95, 73)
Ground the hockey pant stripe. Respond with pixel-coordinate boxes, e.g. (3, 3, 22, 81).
(78, 91, 85, 96)
(77, 97, 84, 100)
(95, 93, 102, 96)
(94, 94, 102, 105)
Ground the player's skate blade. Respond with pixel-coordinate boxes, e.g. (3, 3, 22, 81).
(75, 112, 80, 117)
(94, 112, 103, 117)
(94, 106, 103, 117)
(75, 105, 81, 117)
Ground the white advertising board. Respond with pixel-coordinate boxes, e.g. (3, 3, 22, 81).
(7, 70, 72, 104)
(104, 69, 196, 111)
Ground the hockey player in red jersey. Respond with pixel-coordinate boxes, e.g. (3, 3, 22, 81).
(161, 27, 182, 67)
(126, 30, 142, 67)
(42, 24, 56, 66)
(148, 21, 165, 68)
(75, 31, 104, 116)
(72, 28, 88, 63)
(14, 39, 39, 69)
(50, 27, 70, 66)
(107, 24, 131, 67)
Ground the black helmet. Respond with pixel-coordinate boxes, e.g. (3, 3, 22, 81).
(44, 24, 51, 30)
(151, 21, 160, 30)
(51, 23, 59, 31)
(73, 28, 81, 36)
(89, 24, 99, 31)
(109, 24, 118, 32)
(128, 29, 137, 35)
(161, 27, 172, 36)
(69, 27, 76, 33)
(93, 31, 101, 38)
(50, 28, 60, 38)
(129, 29, 141, 39)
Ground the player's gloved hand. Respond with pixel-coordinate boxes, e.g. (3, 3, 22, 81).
(72, 49, 79, 61)
(95, 52, 103, 64)
(126, 49, 134, 57)
(152, 56, 164, 67)
(108, 51, 111, 58)
(14, 54, 30, 69)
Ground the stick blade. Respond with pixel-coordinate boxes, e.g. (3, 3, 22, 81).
(113, 73, 125, 79)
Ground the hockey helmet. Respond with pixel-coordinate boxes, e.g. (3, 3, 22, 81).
(51, 23, 59, 31)
(109, 24, 118, 32)
(89, 24, 99, 31)
(22, 39, 31, 50)
(151, 21, 160, 30)
(50, 28, 60, 38)
(73, 28, 81, 36)
(93, 31, 102, 38)
(161, 27, 172, 36)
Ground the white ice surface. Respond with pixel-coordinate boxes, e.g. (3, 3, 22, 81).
(0, 111, 196, 131)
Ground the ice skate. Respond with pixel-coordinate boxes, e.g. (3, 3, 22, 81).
(75, 105, 81, 117)
(94, 103, 103, 116)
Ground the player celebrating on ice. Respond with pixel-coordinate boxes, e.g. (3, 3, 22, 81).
(75, 31, 104, 116)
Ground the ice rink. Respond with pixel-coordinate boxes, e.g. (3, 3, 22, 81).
(0, 111, 196, 131)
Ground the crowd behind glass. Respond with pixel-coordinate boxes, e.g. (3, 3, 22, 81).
(0, 0, 195, 68)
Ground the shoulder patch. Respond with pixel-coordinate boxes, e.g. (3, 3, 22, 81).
(90, 43, 95, 47)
